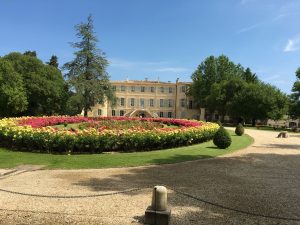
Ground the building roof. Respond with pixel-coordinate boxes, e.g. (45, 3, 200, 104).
(111, 79, 191, 85)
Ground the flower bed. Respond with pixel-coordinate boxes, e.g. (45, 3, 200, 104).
(0, 116, 219, 154)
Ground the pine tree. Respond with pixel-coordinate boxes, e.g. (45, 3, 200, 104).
(63, 15, 116, 117)
(47, 55, 59, 68)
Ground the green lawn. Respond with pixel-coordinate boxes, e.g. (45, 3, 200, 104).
(0, 131, 253, 169)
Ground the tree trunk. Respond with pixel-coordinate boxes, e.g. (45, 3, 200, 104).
(252, 118, 256, 127)
(84, 107, 88, 117)
(220, 115, 225, 123)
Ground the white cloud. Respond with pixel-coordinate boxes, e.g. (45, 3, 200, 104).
(109, 58, 190, 74)
(283, 37, 300, 52)
(262, 75, 280, 82)
(236, 23, 261, 34)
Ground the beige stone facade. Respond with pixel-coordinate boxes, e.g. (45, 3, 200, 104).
(88, 79, 205, 120)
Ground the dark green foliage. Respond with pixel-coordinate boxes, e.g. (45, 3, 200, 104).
(229, 82, 289, 123)
(213, 127, 232, 149)
(23, 51, 37, 57)
(242, 68, 258, 83)
(0, 59, 28, 116)
(2, 52, 68, 116)
(63, 15, 116, 117)
(64, 93, 84, 116)
(289, 67, 300, 118)
(47, 55, 59, 68)
(235, 123, 244, 136)
(216, 120, 222, 126)
(191, 55, 289, 123)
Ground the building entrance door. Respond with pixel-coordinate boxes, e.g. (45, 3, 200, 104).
(139, 113, 146, 118)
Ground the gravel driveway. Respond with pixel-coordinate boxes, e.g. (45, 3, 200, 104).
(0, 129, 299, 225)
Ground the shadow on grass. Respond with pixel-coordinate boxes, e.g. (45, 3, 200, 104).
(206, 146, 220, 149)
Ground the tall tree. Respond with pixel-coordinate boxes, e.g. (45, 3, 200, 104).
(23, 51, 37, 57)
(205, 78, 245, 122)
(289, 67, 300, 118)
(4, 52, 67, 116)
(0, 59, 28, 117)
(228, 82, 289, 126)
(242, 67, 258, 83)
(190, 55, 244, 109)
(63, 15, 116, 117)
(47, 55, 59, 68)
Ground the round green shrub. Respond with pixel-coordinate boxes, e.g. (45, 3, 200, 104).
(213, 127, 232, 149)
(235, 123, 244, 136)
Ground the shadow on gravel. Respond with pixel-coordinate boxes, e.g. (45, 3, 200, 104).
(287, 134, 300, 138)
(261, 144, 300, 150)
(72, 153, 300, 224)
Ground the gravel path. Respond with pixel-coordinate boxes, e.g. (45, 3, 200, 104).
(0, 129, 299, 225)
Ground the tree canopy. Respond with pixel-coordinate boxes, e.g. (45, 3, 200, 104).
(47, 55, 59, 68)
(63, 15, 116, 117)
(191, 55, 289, 124)
(0, 58, 28, 117)
(0, 52, 67, 116)
(289, 67, 300, 118)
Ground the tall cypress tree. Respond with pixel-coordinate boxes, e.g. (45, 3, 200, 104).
(63, 15, 116, 117)
(47, 55, 59, 68)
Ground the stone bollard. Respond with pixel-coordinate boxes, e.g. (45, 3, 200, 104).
(145, 186, 171, 225)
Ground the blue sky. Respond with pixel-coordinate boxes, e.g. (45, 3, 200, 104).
(0, 0, 299, 93)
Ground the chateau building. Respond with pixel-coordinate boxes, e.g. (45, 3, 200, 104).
(88, 79, 205, 120)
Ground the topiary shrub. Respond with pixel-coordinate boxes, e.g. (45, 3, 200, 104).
(213, 126, 232, 149)
(235, 123, 244, 136)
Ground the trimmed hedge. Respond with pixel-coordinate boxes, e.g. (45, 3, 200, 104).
(0, 116, 219, 154)
(235, 123, 245, 136)
(213, 126, 232, 149)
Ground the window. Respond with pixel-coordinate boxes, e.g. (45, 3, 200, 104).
(188, 100, 193, 109)
(120, 98, 125, 106)
(141, 86, 145, 92)
(131, 86, 135, 92)
(112, 86, 117, 91)
(181, 86, 186, 93)
(120, 110, 124, 116)
(150, 87, 155, 92)
(140, 99, 145, 108)
(160, 87, 164, 93)
(160, 99, 164, 107)
(169, 87, 173, 93)
(168, 99, 173, 107)
(167, 112, 172, 118)
(150, 99, 154, 107)
(130, 98, 135, 106)
(112, 110, 116, 116)
(159, 112, 164, 118)
(97, 109, 102, 116)
(180, 99, 186, 107)
(121, 86, 126, 91)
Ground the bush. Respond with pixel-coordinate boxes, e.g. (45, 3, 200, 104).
(213, 127, 232, 149)
(235, 123, 244, 136)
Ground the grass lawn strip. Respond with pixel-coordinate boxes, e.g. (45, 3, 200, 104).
(0, 131, 253, 169)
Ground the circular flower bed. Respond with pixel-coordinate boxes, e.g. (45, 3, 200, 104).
(0, 116, 219, 154)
